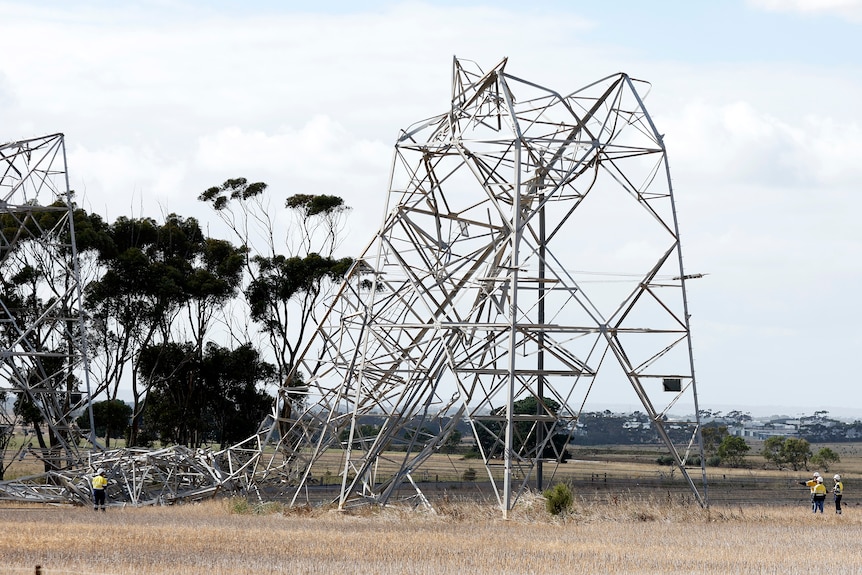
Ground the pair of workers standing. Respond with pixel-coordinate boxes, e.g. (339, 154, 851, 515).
(801, 471, 843, 514)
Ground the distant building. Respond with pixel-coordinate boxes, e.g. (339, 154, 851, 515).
(729, 420, 800, 440)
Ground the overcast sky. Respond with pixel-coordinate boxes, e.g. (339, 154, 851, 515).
(1, 0, 860, 417)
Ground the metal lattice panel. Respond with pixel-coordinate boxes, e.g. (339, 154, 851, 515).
(259, 57, 707, 513)
(0, 133, 96, 470)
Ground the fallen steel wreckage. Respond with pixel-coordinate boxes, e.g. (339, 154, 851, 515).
(0, 58, 707, 511)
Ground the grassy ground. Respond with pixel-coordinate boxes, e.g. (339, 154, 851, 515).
(0, 495, 859, 575)
(2, 441, 859, 574)
(4, 440, 857, 507)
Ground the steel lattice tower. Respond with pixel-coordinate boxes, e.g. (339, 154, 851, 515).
(257, 57, 708, 514)
(0, 133, 97, 470)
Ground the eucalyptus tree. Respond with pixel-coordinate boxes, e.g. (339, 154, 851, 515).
(85, 215, 182, 445)
(476, 397, 571, 462)
(74, 399, 132, 449)
(85, 213, 246, 445)
(198, 179, 353, 389)
(139, 341, 274, 448)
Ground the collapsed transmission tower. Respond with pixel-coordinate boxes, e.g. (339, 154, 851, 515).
(0, 58, 708, 511)
(0, 133, 97, 470)
(260, 57, 708, 514)
(0, 136, 269, 504)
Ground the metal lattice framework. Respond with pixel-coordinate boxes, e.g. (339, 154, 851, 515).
(0, 133, 97, 469)
(0, 134, 265, 505)
(256, 57, 708, 514)
(0, 58, 707, 512)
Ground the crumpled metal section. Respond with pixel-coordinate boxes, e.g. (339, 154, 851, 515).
(0, 438, 266, 506)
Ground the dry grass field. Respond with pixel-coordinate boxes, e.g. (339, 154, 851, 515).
(3, 441, 862, 574)
(1, 494, 861, 575)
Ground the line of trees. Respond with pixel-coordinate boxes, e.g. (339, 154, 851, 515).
(761, 436, 840, 472)
(2, 179, 353, 462)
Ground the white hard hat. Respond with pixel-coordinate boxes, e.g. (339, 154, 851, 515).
(817, 476, 823, 483)
(834, 474, 841, 481)
(813, 472, 821, 477)
(97, 468, 105, 475)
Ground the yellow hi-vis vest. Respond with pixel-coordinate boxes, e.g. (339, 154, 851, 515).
(92, 475, 108, 490)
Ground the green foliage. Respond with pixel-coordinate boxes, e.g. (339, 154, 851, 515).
(462, 447, 481, 460)
(338, 424, 382, 449)
(811, 447, 840, 472)
(140, 341, 274, 448)
(717, 435, 750, 467)
(246, 253, 352, 321)
(285, 194, 347, 217)
(701, 425, 729, 457)
(476, 396, 570, 462)
(780, 438, 812, 471)
(461, 467, 477, 481)
(761, 436, 812, 470)
(199, 178, 268, 210)
(13, 393, 44, 427)
(761, 436, 785, 468)
(226, 497, 283, 515)
(442, 429, 462, 453)
(706, 455, 722, 467)
(656, 454, 675, 466)
(76, 399, 133, 447)
(543, 482, 573, 516)
(84, 212, 248, 447)
(228, 497, 251, 514)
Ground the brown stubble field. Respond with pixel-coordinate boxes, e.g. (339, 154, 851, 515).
(1, 495, 861, 575)
(3, 441, 862, 574)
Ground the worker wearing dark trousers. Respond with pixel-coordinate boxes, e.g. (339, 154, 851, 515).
(799, 471, 821, 511)
(92, 469, 108, 511)
(812, 476, 827, 513)
(833, 474, 844, 515)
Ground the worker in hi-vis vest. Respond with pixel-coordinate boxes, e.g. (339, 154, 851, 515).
(832, 474, 844, 515)
(91, 469, 108, 512)
(799, 471, 821, 512)
(812, 476, 827, 513)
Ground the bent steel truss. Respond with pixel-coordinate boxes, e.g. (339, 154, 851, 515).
(0, 58, 707, 511)
(0, 134, 97, 469)
(261, 57, 708, 513)
(0, 135, 268, 505)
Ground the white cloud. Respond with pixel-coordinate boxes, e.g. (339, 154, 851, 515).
(662, 100, 811, 187)
(748, 0, 862, 20)
(68, 144, 188, 219)
(1, 1, 860, 411)
(195, 116, 389, 181)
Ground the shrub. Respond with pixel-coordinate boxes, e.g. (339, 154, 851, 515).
(543, 482, 573, 516)
(461, 467, 477, 481)
(717, 435, 750, 467)
(811, 447, 840, 472)
(707, 455, 722, 467)
(226, 497, 283, 515)
(227, 497, 251, 514)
